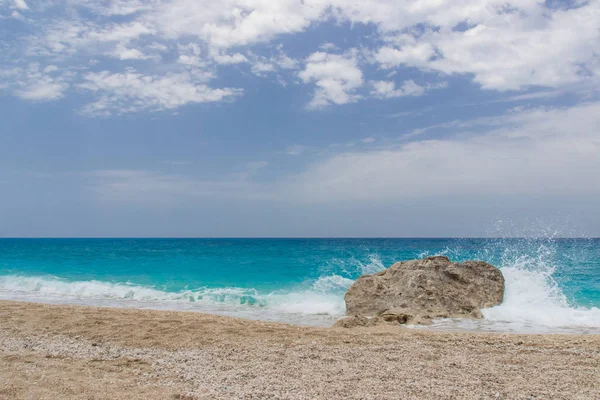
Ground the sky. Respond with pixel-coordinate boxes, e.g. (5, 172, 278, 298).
(0, 0, 599, 237)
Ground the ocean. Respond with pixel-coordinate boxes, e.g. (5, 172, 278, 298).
(0, 238, 599, 334)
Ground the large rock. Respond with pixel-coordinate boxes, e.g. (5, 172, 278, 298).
(343, 256, 504, 325)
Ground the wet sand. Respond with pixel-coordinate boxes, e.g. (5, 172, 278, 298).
(0, 300, 598, 399)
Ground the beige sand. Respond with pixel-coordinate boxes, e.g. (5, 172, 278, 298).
(0, 300, 598, 399)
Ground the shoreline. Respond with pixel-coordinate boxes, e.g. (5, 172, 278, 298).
(1, 300, 599, 399)
(0, 294, 342, 328)
(3, 294, 598, 335)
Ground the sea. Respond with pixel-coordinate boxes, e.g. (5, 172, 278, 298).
(0, 237, 599, 334)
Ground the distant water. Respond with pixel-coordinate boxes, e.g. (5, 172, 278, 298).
(0, 238, 599, 334)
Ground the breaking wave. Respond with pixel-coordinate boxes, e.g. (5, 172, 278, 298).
(0, 274, 348, 326)
(427, 237, 600, 334)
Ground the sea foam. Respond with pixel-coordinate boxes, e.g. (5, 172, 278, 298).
(427, 239, 600, 334)
(480, 260, 600, 332)
(0, 274, 346, 326)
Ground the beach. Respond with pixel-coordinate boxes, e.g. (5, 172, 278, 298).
(1, 300, 598, 399)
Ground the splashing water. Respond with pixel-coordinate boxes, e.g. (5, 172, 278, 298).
(426, 237, 600, 333)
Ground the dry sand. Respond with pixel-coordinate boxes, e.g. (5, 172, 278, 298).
(0, 300, 598, 399)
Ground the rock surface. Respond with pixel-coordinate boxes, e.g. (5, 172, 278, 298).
(343, 256, 504, 325)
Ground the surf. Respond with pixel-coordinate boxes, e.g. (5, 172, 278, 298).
(0, 237, 598, 332)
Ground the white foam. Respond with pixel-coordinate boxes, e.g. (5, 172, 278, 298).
(424, 249, 600, 334)
(359, 254, 386, 275)
(0, 275, 345, 327)
(310, 274, 354, 292)
(270, 291, 345, 315)
(481, 265, 600, 331)
(0, 275, 191, 302)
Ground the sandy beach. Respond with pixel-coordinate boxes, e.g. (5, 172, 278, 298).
(0, 300, 598, 400)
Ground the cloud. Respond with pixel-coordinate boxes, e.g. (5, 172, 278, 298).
(16, 79, 67, 101)
(251, 61, 276, 76)
(299, 51, 364, 109)
(211, 52, 248, 65)
(371, 79, 448, 99)
(276, 54, 299, 70)
(107, 43, 156, 60)
(249, 50, 299, 76)
(370, 80, 425, 99)
(77, 101, 600, 237)
(283, 101, 600, 202)
(1, 63, 70, 101)
(375, 40, 436, 69)
(85, 102, 600, 213)
(144, 0, 327, 49)
(74, 0, 152, 17)
(91, 168, 272, 204)
(78, 69, 242, 115)
(176, 43, 204, 66)
(12, 0, 28, 10)
(371, 3, 600, 91)
(1, 0, 599, 114)
(319, 42, 337, 51)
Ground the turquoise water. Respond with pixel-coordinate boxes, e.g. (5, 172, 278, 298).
(0, 238, 599, 333)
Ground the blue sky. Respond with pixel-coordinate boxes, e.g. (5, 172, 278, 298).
(1, 0, 599, 237)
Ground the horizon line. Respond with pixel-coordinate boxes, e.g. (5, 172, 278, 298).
(1, 237, 598, 240)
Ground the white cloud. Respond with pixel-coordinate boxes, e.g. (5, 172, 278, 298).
(16, 79, 67, 101)
(249, 49, 299, 76)
(370, 79, 448, 99)
(147, 42, 168, 52)
(78, 69, 242, 115)
(283, 102, 600, 202)
(370, 2, 600, 91)
(319, 42, 337, 51)
(107, 43, 155, 60)
(211, 52, 248, 65)
(276, 54, 299, 70)
(375, 41, 436, 69)
(176, 43, 204, 66)
(251, 61, 276, 76)
(299, 51, 364, 109)
(0, 63, 70, 101)
(10, 10, 24, 20)
(144, 0, 328, 48)
(74, 0, 152, 17)
(370, 80, 425, 99)
(87, 21, 154, 43)
(2, 0, 599, 113)
(13, 0, 28, 10)
(43, 65, 58, 73)
(248, 48, 299, 76)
